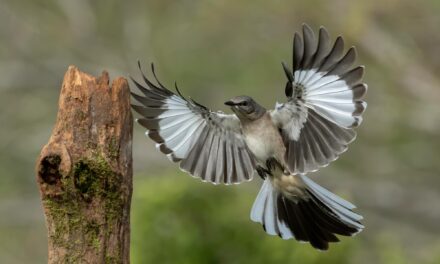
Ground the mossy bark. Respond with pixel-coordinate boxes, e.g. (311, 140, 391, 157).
(36, 66, 133, 263)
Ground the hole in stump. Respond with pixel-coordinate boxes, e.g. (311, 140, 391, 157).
(39, 155, 62, 185)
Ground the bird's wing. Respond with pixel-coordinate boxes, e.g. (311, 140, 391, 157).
(270, 24, 367, 174)
(131, 63, 257, 184)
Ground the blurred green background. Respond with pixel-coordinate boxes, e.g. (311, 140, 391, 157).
(1, 0, 440, 263)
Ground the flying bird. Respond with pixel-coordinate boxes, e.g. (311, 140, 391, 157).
(131, 24, 367, 250)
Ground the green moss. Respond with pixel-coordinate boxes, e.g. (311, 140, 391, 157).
(73, 161, 96, 195)
(105, 255, 118, 264)
(72, 154, 124, 226)
(42, 152, 125, 262)
(108, 136, 119, 159)
(72, 154, 122, 199)
(85, 220, 101, 250)
(43, 195, 83, 262)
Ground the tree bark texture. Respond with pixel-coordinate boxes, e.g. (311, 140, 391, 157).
(36, 66, 133, 263)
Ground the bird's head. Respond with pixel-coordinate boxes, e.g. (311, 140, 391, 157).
(224, 95, 266, 121)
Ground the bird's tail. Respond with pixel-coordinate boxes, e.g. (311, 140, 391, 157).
(250, 175, 364, 250)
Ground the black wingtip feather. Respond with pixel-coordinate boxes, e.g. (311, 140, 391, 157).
(150, 63, 167, 89)
(293, 32, 304, 71)
(282, 62, 294, 83)
(131, 104, 148, 116)
(159, 143, 173, 154)
(137, 61, 165, 92)
(174, 81, 186, 99)
(190, 97, 209, 111)
(353, 84, 367, 100)
(325, 46, 357, 77)
(301, 23, 316, 68)
(342, 66, 364, 86)
(146, 130, 162, 141)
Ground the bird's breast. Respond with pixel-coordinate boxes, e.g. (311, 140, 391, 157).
(242, 113, 286, 164)
(244, 133, 271, 161)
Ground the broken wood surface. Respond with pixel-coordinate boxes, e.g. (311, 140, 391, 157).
(36, 66, 133, 263)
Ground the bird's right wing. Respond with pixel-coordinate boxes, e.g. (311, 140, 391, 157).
(131, 63, 257, 184)
(271, 24, 367, 174)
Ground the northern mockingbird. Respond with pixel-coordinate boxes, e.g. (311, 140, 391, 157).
(131, 24, 367, 250)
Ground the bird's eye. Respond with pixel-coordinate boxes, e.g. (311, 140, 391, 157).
(242, 101, 248, 106)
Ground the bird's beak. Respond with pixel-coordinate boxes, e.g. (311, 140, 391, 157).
(224, 100, 236, 106)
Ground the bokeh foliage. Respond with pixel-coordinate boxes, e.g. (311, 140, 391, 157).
(131, 172, 356, 264)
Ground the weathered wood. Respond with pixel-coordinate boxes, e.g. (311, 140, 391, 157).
(36, 66, 133, 263)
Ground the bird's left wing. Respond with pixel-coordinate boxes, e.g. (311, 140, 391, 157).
(271, 24, 367, 174)
(131, 63, 257, 184)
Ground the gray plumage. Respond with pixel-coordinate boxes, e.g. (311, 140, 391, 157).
(131, 24, 367, 250)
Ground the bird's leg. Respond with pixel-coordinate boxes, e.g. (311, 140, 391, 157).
(266, 159, 274, 172)
(256, 166, 271, 180)
(266, 158, 285, 172)
(257, 158, 286, 180)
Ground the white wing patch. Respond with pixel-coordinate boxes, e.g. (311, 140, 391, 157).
(131, 63, 257, 184)
(271, 102, 308, 141)
(272, 24, 367, 174)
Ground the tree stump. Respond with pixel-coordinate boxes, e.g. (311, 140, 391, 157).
(36, 66, 133, 263)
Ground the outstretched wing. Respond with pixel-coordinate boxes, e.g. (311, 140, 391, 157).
(131, 63, 257, 184)
(271, 24, 367, 174)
